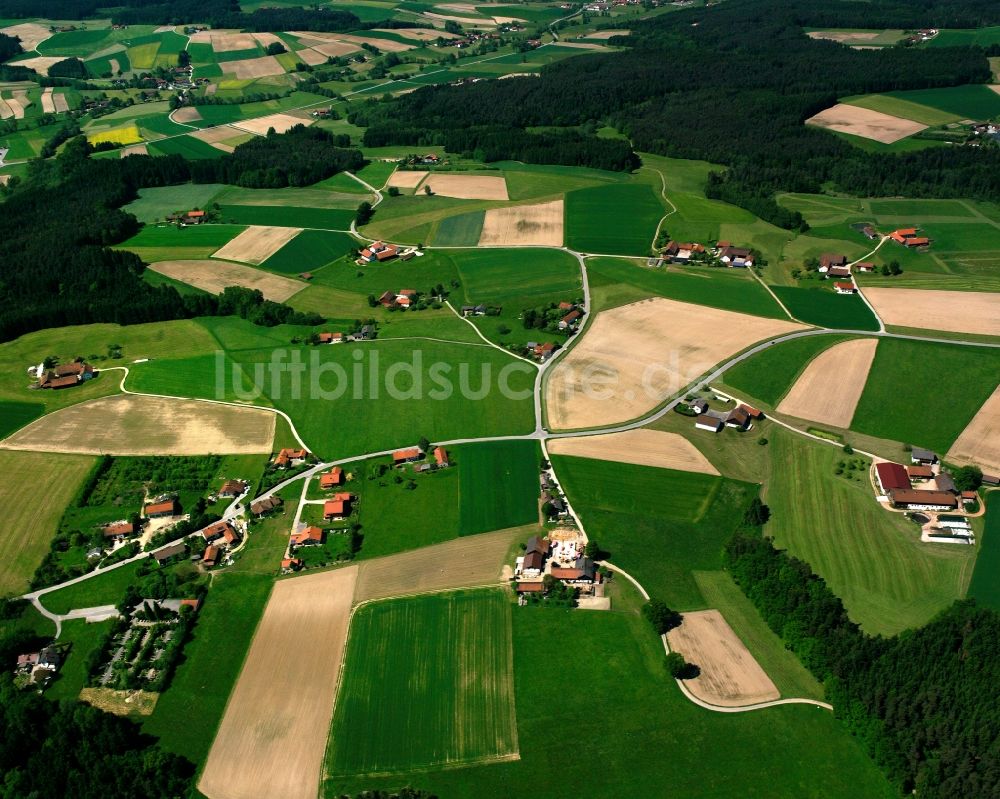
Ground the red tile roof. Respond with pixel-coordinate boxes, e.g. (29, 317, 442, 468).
(146, 499, 178, 516)
(515, 582, 544, 592)
(102, 521, 134, 537)
(393, 447, 421, 462)
(876, 462, 911, 492)
(433, 446, 448, 465)
(319, 467, 344, 488)
(290, 526, 323, 545)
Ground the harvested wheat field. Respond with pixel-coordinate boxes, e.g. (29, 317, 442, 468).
(231, 112, 311, 135)
(0, 97, 12, 119)
(354, 527, 526, 603)
(222, 55, 285, 79)
(946, 383, 1000, 475)
(1, 22, 51, 51)
(776, 338, 877, 427)
(53, 92, 69, 113)
(213, 224, 303, 264)
(188, 30, 257, 52)
(422, 173, 508, 200)
(667, 610, 780, 707)
(381, 27, 459, 41)
(151, 258, 304, 301)
(79, 688, 158, 717)
(806, 103, 926, 144)
(479, 200, 564, 246)
(547, 429, 720, 475)
(0, 395, 275, 455)
(807, 30, 880, 43)
(8, 56, 64, 76)
(200, 566, 358, 799)
(6, 90, 29, 119)
(295, 47, 328, 65)
(249, 32, 284, 48)
(425, 11, 495, 26)
(386, 169, 428, 189)
(305, 39, 360, 57)
(546, 297, 803, 430)
(863, 287, 1000, 336)
(120, 144, 148, 158)
(583, 29, 630, 39)
(40, 88, 55, 113)
(191, 125, 240, 150)
(172, 106, 202, 123)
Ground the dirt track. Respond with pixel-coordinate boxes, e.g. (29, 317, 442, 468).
(479, 200, 564, 246)
(0, 394, 275, 455)
(667, 610, 780, 707)
(806, 103, 926, 144)
(947, 383, 1000, 475)
(422, 173, 509, 200)
(776, 338, 877, 428)
(213, 225, 303, 265)
(548, 429, 719, 474)
(862, 287, 1000, 336)
(545, 297, 803, 430)
(199, 566, 359, 799)
(151, 258, 304, 300)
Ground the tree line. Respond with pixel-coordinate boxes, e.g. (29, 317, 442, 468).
(724, 527, 1000, 798)
(0, 127, 363, 340)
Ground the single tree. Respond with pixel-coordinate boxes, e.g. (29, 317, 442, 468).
(642, 598, 682, 634)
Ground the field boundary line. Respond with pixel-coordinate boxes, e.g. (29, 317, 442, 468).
(640, 165, 677, 253)
(444, 300, 539, 366)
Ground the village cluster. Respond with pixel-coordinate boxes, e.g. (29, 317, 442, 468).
(683, 392, 763, 434)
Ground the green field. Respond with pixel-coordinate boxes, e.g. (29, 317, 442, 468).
(124, 184, 226, 224)
(0, 452, 97, 596)
(217, 205, 356, 229)
(587, 256, 787, 318)
(327, 588, 894, 798)
(851, 338, 1000, 453)
(433, 210, 485, 246)
(565, 183, 664, 255)
(929, 26, 1000, 48)
(260, 230, 357, 273)
(0, 400, 44, 438)
(458, 440, 539, 535)
(46, 619, 113, 703)
(967, 493, 1000, 611)
(118, 223, 246, 261)
(457, 247, 581, 307)
(843, 93, 960, 126)
(721, 333, 854, 406)
(771, 285, 880, 330)
(41, 561, 143, 615)
(328, 589, 517, 776)
(149, 135, 227, 159)
(764, 426, 975, 635)
(551, 455, 755, 609)
(881, 85, 1000, 121)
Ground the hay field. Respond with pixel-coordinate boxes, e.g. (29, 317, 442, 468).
(305, 40, 360, 57)
(213, 225, 303, 264)
(328, 590, 518, 776)
(545, 297, 803, 430)
(354, 527, 522, 602)
(946, 383, 1000, 474)
(422, 173, 509, 200)
(548, 429, 719, 475)
(199, 566, 358, 799)
(120, 144, 148, 158)
(231, 112, 311, 135)
(806, 103, 927, 143)
(776, 338, 878, 428)
(294, 46, 327, 65)
(478, 199, 563, 246)
(222, 55, 285, 79)
(40, 88, 55, 113)
(807, 30, 879, 43)
(329, 32, 414, 52)
(8, 56, 63, 75)
(583, 29, 630, 39)
(173, 106, 203, 123)
(0, 395, 275, 455)
(667, 610, 780, 707)
(386, 169, 428, 188)
(862, 288, 1000, 336)
(6, 90, 29, 119)
(382, 27, 460, 41)
(189, 30, 256, 51)
(151, 258, 304, 300)
(1, 22, 51, 51)
(191, 125, 241, 151)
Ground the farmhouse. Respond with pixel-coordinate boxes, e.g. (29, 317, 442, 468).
(145, 498, 179, 518)
(725, 406, 751, 430)
(319, 466, 344, 488)
(102, 520, 135, 540)
(377, 290, 396, 307)
(521, 550, 545, 576)
(559, 309, 583, 330)
(323, 493, 354, 520)
(834, 282, 857, 295)
(819, 254, 847, 272)
(393, 447, 422, 465)
(855, 262, 876, 272)
(280, 557, 302, 573)
(433, 446, 449, 467)
(37, 360, 96, 389)
(203, 521, 240, 546)
(550, 556, 597, 584)
(862, 225, 878, 240)
(935, 472, 957, 494)
(717, 245, 754, 267)
(875, 462, 911, 494)
(907, 464, 935, 481)
(219, 479, 247, 498)
(153, 542, 186, 564)
(359, 241, 399, 263)
(890, 228, 930, 248)
(826, 266, 851, 279)
(202, 545, 221, 567)
(291, 525, 324, 546)
(695, 414, 723, 433)
(514, 582, 545, 593)
(664, 241, 705, 263)
(533, 342, 557, 362)
(251, 495, 282, 516)
(911, 447, 938, 465)
(888, 489, 958, 511)
(317, 332, 344, 344)
(905, 237, 929, 248)
(274, 448, 308, 468)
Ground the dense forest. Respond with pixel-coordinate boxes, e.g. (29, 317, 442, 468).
(0, 127, 354, 341)
(724, 530, 1000, 798)
(359, 0, 1000, 228)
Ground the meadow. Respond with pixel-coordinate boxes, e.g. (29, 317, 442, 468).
(120, 223, 245, 252)
(327, 589, 517, 776)
(720, 333, 854, 406)
(46, 618, 112, 703)
(880, 85, 1000, 120)
(929, 26, 1000, 47)
(967, 493, 1000, 612)
(0, 400, 44, 439)
(764, 427, 975, 635)
(260, 230, 358, 273)
(433, 210, 484, 246)
(851, 338, 1000, 453)
(586, 256, 787, 318)
(218, 205, 356, 229)
(149, 135, 228, 159)
(550, 454, 755, 609)
(124, 184, 226, 224)
(843, 93, 959, 126)
(0, 452, 97, 596)
(326, 593, 894, 799)
(771, 285, 880, 330)
(457, 440, 539, 535)
(40, 561, 143, 615)
(564, 183, 664, 255)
